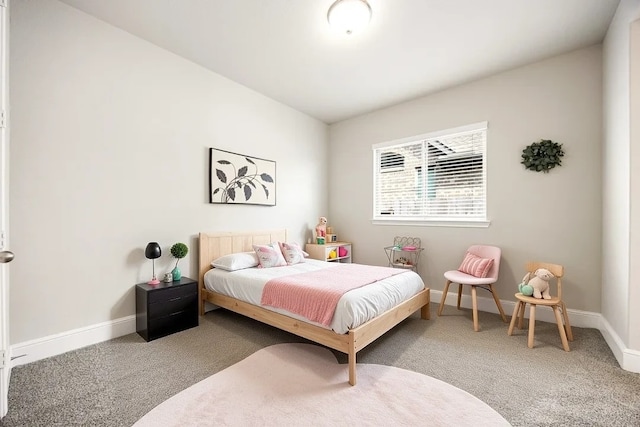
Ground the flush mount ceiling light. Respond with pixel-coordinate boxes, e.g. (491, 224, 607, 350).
(327, 0, 372, 35)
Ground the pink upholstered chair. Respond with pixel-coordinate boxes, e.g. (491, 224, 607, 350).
(437, 245, 507, 331)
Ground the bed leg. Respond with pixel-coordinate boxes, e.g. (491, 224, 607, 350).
(348, 355, 356, 386)
(421, 288, 431, 320)
(421, 303, 430, 320)
(348, 333, 356, 386)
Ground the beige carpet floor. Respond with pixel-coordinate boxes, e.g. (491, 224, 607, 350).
(2, 304, 639, 426)
(133, 343, 511, 426)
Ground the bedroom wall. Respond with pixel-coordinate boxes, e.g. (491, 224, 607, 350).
(328, 45, 603, 314)
(630, 17, 640, 353)
(9, 0, 328, 344)
(602, 0, 640, 357)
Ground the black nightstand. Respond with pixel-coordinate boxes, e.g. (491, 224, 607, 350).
(135, 277, 199, 342)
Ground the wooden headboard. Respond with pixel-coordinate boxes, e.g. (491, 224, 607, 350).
(198, 229, 288, 304)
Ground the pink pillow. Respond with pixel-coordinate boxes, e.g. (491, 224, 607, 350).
(458, 252, 494, 278)
(279, 242, 308, 265)
(253, 243, 287, 268)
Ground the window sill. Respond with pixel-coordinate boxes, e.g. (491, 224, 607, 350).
(371, 218, 490, 228)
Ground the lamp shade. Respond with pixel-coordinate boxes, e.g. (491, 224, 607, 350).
(145, 242, 161, 259)
(327, 0, 372, 34)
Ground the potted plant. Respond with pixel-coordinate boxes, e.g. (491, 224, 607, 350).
(170, 242, 188, 281)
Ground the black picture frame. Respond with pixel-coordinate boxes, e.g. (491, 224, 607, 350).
(209, 148, 276, 206)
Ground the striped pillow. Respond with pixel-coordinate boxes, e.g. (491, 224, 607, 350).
(458, 252, 494, 278)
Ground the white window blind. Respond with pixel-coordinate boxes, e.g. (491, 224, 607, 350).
(372, 122, 487, 223)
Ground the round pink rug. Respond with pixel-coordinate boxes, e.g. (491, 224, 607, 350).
(134, 343, 511, 426)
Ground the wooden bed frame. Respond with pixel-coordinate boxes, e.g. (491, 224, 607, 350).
(198, 229, 430, 386)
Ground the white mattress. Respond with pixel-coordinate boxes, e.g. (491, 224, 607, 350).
(203, 259, 426, 334)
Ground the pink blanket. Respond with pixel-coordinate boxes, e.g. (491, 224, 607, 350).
(260, 264, 406, 327)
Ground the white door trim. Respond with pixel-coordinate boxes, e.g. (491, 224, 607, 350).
(0, 0, 10, 418)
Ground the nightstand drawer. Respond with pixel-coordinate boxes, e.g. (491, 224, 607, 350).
(147, 309, 198, 341)
(148, 293, 197, 318)
(148, 282, 197, 304)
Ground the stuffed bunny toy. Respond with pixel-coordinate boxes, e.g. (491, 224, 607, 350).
(522, 268, 555, 299)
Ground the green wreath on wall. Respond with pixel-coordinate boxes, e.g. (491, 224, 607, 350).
(521, 139, 564, 173)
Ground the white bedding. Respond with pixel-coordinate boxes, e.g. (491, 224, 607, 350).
(203, 259, 426, 334)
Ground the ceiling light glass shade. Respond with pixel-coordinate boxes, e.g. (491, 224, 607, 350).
(327, 0, 372, 35)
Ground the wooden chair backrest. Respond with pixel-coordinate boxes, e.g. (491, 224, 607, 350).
(525, 262, 564, 301)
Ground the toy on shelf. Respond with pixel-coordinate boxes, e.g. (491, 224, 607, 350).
(315, 216, 327, 244)
(394, 257, 412, 266)
(325, 226, 338, 243)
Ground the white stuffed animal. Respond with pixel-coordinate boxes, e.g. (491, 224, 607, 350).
(522, 268, 555, 299)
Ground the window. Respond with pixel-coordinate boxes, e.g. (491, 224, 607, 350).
(380, 152, 404, 172)
(372, 122, 488, 226)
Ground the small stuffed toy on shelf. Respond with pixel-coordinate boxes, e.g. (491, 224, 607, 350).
(315, 216, 327, 244)
(394, 257, 411, 266)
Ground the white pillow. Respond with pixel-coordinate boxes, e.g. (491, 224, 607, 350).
(211, 251, 259, 271)
(253, 242, 287, 268)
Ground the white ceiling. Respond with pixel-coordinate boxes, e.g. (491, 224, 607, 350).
(57, 0, 620, 124)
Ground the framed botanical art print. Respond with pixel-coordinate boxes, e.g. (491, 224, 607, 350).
(209, 148, 276, 206)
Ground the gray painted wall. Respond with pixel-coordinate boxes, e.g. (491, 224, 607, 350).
(9, 0, 328, 344)
(328, 45, 603, 314)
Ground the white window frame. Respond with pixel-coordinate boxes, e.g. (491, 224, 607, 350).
(372, 122, 490, 228)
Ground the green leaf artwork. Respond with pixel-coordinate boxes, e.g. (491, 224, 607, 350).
(209, 148, 276, 206)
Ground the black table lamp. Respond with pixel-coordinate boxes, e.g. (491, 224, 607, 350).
(145, 242, 162, 285)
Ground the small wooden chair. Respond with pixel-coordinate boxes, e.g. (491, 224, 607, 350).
(507, 262, 573, 351)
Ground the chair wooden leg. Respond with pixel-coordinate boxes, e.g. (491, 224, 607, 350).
(471, 285, 479, 331)
(508, 301, 521, 335)
(527, 304, 536, 348)
(517, 301, 525, 329)
(553, 305, 571, 351)
(456, 284, 463, 310)
(489, 285, 507, 323)
(437, 280, 452, 316)
(561, 302, 574, 341)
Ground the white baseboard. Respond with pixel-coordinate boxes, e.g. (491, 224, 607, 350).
(433, 289, 602, 328)
(10, 315, 136, 367)
(433, 289, 640, 373)
(599, 316, 640, 373)
(8, 294, 640, 374)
